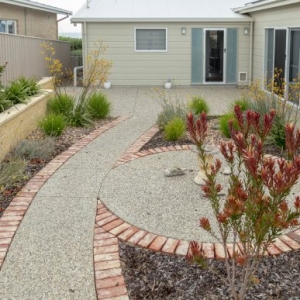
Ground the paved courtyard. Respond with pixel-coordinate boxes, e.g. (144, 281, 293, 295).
(1, 86, 299, 299)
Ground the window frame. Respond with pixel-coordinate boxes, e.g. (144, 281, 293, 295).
(134, 28, 168, 52)
(263, 26, 300, 105)
(0, 19, 17, 34)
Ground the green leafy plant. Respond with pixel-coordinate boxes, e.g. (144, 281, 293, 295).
(13, 138, 55, 161)
(3, 80, 28, 104)
(3, 77, 40, 105)
(17, 76, 40, 97)
(230, 97, 251, 112)
(188, 96, 209, 115)
(0, 62, 7, 87)
(47, 93, 75, 116)
(164, 117, 186, 141)
(0, 91, 13, 112)
(219, 113, 238, 138)
(0, 158, 27, 191)
(155, 88, 187, 130)
(39, 114, 66, 136)
(65, 98, 92, 127)
(86, 92, 111, 119)
(186, 107, 300, 300)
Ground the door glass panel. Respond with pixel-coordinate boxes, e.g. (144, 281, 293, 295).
(191, 28, 203, 83)
(289, 29, 300, 104)
(265, 29, 274, 89)
(274, 29, 286, 95)
(205, 30, 224, 82)
(226, 28, 238, 84)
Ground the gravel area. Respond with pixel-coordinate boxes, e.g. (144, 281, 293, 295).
(120, 242, 300, 300)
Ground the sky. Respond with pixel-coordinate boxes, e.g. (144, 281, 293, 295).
(35, 0, 85, 34)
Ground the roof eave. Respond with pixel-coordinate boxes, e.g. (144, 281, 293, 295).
(71, 17, 254, 23)
(235, 0, 300, 13)
(0, 0, 72, 15)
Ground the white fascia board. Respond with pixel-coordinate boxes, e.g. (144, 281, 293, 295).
(235, 0, 300, 13)
(71, 17, 254, 23)
(0, 0, 72, 15)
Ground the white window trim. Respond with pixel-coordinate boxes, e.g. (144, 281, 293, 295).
(134, 28, 168, 52)
(0, 19, 17, 34)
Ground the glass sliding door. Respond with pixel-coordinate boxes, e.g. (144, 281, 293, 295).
(289, 29, 300, 104)
(264, 29, 287, 94)
(265, 29, 274, 89)
(274, 29, 287, 92)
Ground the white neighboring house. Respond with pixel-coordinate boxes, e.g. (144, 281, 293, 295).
(71, 0, 300, 90)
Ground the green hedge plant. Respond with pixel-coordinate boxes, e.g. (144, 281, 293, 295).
(39, 114, 66, 136)
(188, 96, 209, 115)
(86, 92, 111, 119)
(164, 117, 186, 141)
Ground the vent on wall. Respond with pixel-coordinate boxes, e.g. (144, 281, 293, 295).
(239, 72, 247, 82)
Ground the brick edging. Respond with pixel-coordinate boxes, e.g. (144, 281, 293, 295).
(112, 124, 194, 169)
(0, 116, 129, 272)
(95, 199, 300, 260)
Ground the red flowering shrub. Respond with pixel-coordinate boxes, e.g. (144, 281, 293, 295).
(186, 106, 300, 300)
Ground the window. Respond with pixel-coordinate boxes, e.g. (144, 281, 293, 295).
(135, 29, 167, 52)
(264, 28, 300, 103)
(0, 20, 16, 34)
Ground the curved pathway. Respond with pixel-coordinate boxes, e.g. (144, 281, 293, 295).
(1, 86, 300, 300)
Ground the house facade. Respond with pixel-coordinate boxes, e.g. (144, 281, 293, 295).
(0, 0, 71, 40)
(235, 0, 300, 99)
(72, 0, 300, 88)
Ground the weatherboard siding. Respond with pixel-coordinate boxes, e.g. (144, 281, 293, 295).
(0, 2, 58, 40)
(251, 3, 300, 82)
(85, 22, 251, 86)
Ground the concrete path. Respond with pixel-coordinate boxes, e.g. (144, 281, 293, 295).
(0, 86, 242, 299)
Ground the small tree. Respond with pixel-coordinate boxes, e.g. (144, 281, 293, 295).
(186, 106, 300, 300)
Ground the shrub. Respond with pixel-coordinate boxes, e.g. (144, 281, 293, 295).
(86, 92, 111, 119)
(39, 114, 66, 136)
(47, 93, 75, 116)
(3, 77, 40, 105)
(219, 113, 238, 138)
(156, 89, 187, 130)
(3, 80, 27, 104)
(66, 99, 91, 127)
(0, 158, 27, 190)
(13, 138, 55, 161)
(0, 91, 13, 112)
(164, 117, 186, 141)
(188, 96, 209, 115)
(187, 107, 300, 299)
(230, 97, 251, 112)
(17, 76, 40, 97)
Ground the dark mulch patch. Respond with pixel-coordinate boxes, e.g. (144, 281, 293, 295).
(120, 242, 300, 300)
(0, 118, 113, 217)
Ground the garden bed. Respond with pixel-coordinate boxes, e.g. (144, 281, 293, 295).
(0, 118, 113, 217)
(0, 77, 53, 161)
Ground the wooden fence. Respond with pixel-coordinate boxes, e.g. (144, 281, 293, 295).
(0, 33, 71, 85)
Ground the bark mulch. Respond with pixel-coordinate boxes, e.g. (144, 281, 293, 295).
(120, 242, 300, 300)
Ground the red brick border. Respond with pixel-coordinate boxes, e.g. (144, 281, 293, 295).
(96, 200, 300, 259)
